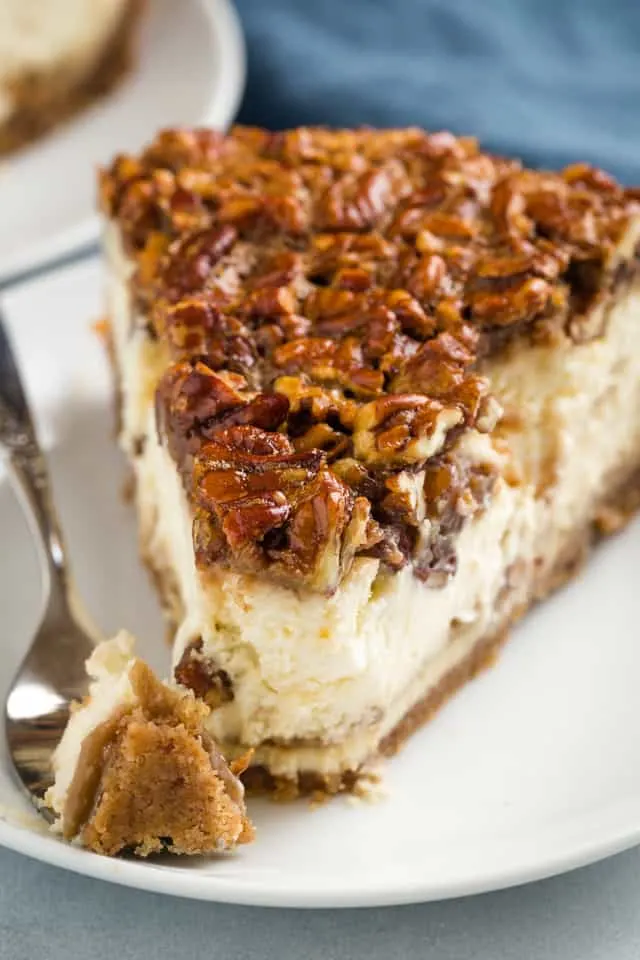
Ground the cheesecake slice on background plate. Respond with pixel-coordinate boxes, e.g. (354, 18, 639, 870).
(0, 0, 245, 282)
(0, 0, 143, 157)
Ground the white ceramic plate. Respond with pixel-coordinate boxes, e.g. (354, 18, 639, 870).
(0, 0, 245, 284)
(1, 259, 640, 908)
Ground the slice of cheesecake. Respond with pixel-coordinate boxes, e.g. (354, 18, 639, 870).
(0, 0, 143, 155)
(100, 126, 640, 794)
(47, 632, 254, 855)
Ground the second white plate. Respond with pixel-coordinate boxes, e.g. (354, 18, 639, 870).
(0, 0, 245, 283)
(0, 259, 639, 907)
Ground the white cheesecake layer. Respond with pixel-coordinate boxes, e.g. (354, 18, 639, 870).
(107, 225, 640, 779)
(0, 0, 129, 124)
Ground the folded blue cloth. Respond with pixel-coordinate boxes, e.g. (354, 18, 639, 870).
(235, 0, 640, 183)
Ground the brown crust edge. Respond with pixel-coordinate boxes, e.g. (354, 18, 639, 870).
(0, 0, 144, 156)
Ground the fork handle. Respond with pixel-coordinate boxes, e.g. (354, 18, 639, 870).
(0, 313, 69, 598)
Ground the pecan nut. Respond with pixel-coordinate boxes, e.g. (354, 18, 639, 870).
(156, 361, 288, 461)
(353, 395, 462, 468)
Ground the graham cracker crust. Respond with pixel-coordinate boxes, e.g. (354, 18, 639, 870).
(142, 542, 184, 641)
(61, 657, 253, 856)
(0, 0, 144, 156)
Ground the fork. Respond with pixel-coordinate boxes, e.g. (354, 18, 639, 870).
(0, 309, 98, 815)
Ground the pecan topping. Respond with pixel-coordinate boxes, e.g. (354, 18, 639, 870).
(353, 395, 462, 467)
(192, 425, 381, 593)
(162, 295, 257, 376)
(157, 361, 288, 462)
(103, 125, 639, 592)
(174, 639, 234, 709)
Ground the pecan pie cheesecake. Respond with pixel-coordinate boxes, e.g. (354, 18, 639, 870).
(47, 632, 254, 856)
(0, 0, 143, 155)
(100, 125, 640, 795)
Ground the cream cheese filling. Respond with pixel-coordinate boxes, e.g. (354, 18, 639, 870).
(106, 224, 640, 778)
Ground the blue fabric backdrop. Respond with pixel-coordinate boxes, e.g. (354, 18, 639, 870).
(235, 0, 640, 183)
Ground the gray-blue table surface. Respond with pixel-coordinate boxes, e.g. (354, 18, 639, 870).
(2, 846, 640, 958)
(3, 0, 639, 955)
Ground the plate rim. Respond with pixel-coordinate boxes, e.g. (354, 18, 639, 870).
(0, 0, 246, 286)
(0, 808, 639, 908)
